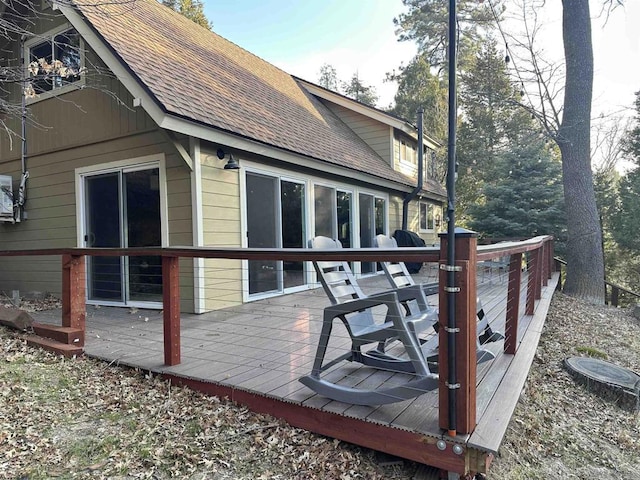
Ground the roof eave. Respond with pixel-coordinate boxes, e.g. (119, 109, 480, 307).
(59, 4, 442, 197)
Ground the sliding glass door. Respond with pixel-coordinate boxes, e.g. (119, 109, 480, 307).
(83, 166, 162, 305)
(246, 172, 306, 297)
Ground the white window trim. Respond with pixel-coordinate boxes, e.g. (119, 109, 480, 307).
(75, 154, 169, 248)
(23, 23, 86, 104)
(419, 201, 437, 233)
(240, 163, 311, 302)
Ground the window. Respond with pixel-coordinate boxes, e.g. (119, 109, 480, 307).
(419, 201, 440, 232)
(397, 138, 417, 165)
(25, 26, 83, 98)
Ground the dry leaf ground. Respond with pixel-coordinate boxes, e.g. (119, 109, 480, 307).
(0, 293, 639, 479)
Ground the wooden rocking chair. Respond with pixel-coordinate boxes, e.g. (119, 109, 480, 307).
(298, 236, 439, 405)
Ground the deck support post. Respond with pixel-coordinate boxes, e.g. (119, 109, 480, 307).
(62, 254, 86, 332)
(162, 255, 181, 366)
(505, 253, 523, 355)
(438, 231, 477, 435)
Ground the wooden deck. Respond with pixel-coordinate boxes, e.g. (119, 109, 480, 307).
(31, 264, 559, 475)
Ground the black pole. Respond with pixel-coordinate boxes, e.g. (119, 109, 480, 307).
(446, 0, 458, 436)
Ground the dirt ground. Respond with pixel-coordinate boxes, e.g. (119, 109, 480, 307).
(0, 293, 638, 479)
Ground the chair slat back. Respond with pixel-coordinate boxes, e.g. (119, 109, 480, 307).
(375, 234, 416, 289)
(310, 236, 366, 305)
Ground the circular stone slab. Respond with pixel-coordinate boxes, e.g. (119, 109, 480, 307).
(565, 356, 640, 411)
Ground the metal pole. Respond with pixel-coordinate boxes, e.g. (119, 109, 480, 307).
(446, 0, 458, 437)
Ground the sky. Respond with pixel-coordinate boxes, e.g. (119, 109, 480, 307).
(204, 1, 640, 120)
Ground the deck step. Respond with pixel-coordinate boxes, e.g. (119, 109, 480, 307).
(25, 335, 84, 358)
(32, 322, 84, 347)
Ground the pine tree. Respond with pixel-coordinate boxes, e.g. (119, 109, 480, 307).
(342, 73, 378, 107)
(318, 64, 339, 92)
(161, 0, 211, 30)
(468, 131, 565, 246)
(387, 54, 448, 142)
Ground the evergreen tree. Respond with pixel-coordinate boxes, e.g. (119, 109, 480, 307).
(456, 39, 521, 224)
(161, 0, 211, 30)
(612, 94, 640, 252)
(387, 54, 448, 143)
(318, 64, 339, 92)
(342, 73, 378, 107)
(393, 0, 501, 73)
(468, 131, 565, 245)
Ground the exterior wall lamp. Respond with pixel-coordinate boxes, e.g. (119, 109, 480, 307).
(216, 148, 240, 170)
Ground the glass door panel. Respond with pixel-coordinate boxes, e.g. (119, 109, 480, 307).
(125, 169, 162, 302)
(359, 193, 375, 274)
(314, 185, 334, 239)
(337, 191, 352, 248)
(281, 180, 305, 289)
(85, 173, 123, 301)
(247, 173, 279, 294)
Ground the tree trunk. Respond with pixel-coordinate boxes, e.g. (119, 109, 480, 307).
(557, 0, 605, 304)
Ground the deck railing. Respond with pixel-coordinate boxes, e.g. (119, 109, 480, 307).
(0, 233, 555, 437)
(554, 257, 640, 307)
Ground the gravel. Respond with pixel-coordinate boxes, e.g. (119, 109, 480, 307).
(1, 293, 639, 479)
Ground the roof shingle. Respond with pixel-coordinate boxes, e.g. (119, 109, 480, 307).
(78, 0, 442, 193)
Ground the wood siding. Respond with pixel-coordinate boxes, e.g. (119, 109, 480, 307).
(0, 129, 195, 308)
(199, 146, 243, 310)
(320, 102, 392, 164)
(388, 193, 440, 245)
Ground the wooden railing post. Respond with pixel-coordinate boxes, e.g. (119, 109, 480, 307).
(541, 242, 549, 287)
(611, 286, 620, 307)
(505, 253, 523, 355)
(62, 254, 86, 333)
(534, 247, 543, 301)
(438, 229, 477, 435)
(162, 255, 181, 366)
(526, 251, 537, 315)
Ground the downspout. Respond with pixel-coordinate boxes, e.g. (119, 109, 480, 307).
(401, 107, 424, 231)
(18, 38, 29, 222)
(445, 0, 458, 437)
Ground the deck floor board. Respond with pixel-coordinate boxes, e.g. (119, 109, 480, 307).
(31, 269, 559, 469)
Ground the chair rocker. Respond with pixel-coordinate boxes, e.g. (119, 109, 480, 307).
(374, 234, 504, 363)
(299, 236, 439, 405)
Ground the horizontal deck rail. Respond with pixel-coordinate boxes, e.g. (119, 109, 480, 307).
(0, 234, 555, 475)
(554, 257, 640, 307)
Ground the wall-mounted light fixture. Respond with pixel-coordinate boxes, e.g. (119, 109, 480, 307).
(216, 148, 240, 170)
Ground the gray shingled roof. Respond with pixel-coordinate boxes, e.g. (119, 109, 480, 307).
(77, 0, 442, 194)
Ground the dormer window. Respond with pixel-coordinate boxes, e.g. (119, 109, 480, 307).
(398, 138, 417, 165)
(24, 26, 83, 100)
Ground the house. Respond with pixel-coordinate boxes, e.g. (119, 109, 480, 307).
(0, 0, 446, 314)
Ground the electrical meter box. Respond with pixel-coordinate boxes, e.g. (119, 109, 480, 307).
(0, 175, 14, 220)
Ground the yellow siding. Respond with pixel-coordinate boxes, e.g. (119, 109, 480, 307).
(388, 194, 440, 246)
(0, 129, 197, 310)
(393, 136, 420, 181)
(321, 102, 392, 164)
(199, 147, 242, 310)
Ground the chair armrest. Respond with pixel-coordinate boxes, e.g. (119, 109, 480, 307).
(324, 291, 401, 318)
(420, 282, 439, 297)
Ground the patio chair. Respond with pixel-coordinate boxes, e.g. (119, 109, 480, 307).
(309, 236, 439, 357)
(374, 234, 504, 362)
(298, 236, 439, 405)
